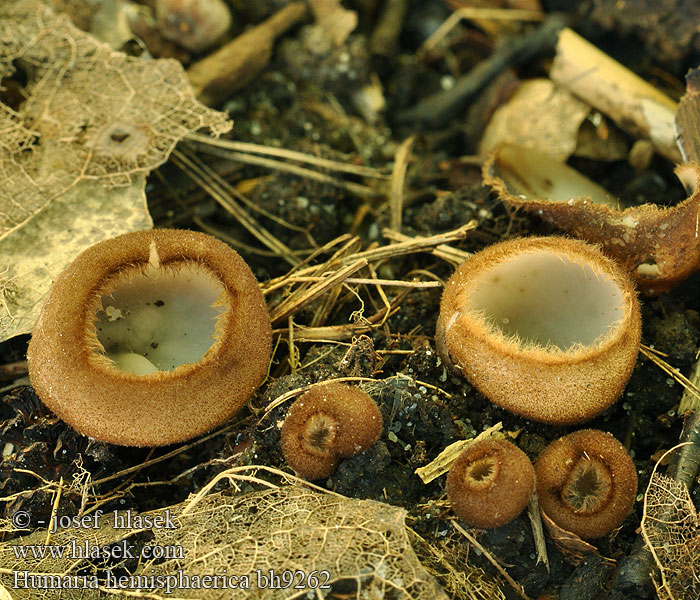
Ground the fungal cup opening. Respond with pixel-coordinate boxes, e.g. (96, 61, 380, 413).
(302, 412, 338, 456)
(469, 251, 624, 350)
(93, 261, 229, 374)
(561, 457, 612, 514)
(464, 456, 499, 489)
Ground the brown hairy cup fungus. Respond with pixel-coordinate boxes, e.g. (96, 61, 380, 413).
(281, 383, 383, 480)
(436, 236, 641, 425)
(446, 438, 535, 529)
(27, 229, 271, 447)
(483, 144, 700, 294)
(535, 429, 638, 539)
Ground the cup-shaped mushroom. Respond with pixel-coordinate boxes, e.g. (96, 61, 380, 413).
(535, 429, 638, 539)
(436, 237, 641, 424)
(281, 383, 383, 480)
(447, 438, 535, 528)
(27, 229, 272, 446)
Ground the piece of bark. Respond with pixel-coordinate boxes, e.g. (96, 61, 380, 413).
(187, 2, 308, 106)
(550, 28, 680, 163)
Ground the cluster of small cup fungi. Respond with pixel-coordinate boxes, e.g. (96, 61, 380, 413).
(27, 228, 644, 541)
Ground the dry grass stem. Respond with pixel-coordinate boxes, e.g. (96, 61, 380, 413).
(452, 521, 533, 600)
(171, 149, 301, 265)
(383, 228, 474, 264)
(278, 276, 441, 288)
(640, 344, 700, 411)
(269, 258, 368, 324)
(527, 493, 549, 572)
(415, 423, 504, 484)
(390, 135, 416, 232)
(187, 132, 390, 179)
(188, 143, 383, 198)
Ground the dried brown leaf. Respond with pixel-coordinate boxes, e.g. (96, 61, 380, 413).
(0, 0, 230, 241)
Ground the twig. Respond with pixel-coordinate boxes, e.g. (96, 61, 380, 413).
(371, 0, 408, 56)
(187, 2, 308, 105)
(419, 6, 545, 57)
(397, 15, 566, 128)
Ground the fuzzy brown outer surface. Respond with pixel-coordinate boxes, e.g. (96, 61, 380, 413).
(27, 228, 272, 447)
(436, 236, 641, 425)
(281, 382, 383, 480)
(446, 439, 535, 529)
(535, 429, 638, 539)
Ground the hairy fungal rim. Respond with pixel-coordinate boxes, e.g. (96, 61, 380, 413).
(27, 229, 272, 447)
(463, 455, 499, 489)
(85, 257, 230, 377)
(301, 412, 338, 456)
(561, 456, 613, 514)
(436, 236, 642, 424)
(445, 238, 638, 363)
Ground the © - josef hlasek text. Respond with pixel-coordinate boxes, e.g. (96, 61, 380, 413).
(49, 509, 177, 533)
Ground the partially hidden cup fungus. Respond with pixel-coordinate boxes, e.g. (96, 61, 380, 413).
(281, 382, 383, 480)
(535, 429, 638, 539)
(446, 438, 535, 529)
(436, 236, 641, 425)
(27, 229, 272, 447)
(483, 144, 700, 294)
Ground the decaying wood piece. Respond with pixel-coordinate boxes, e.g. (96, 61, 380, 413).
(550, 28, 680, 163)
(187, 2, 308, 105)
(483, 145, 700, 295)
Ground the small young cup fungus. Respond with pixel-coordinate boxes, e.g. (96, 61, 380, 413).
(436, 236, 641, 425)
(281, 383, 383, 480)
(27, 229, 272, 447)
(535, 429, 638, 539)
(446, 438, 535, 529)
